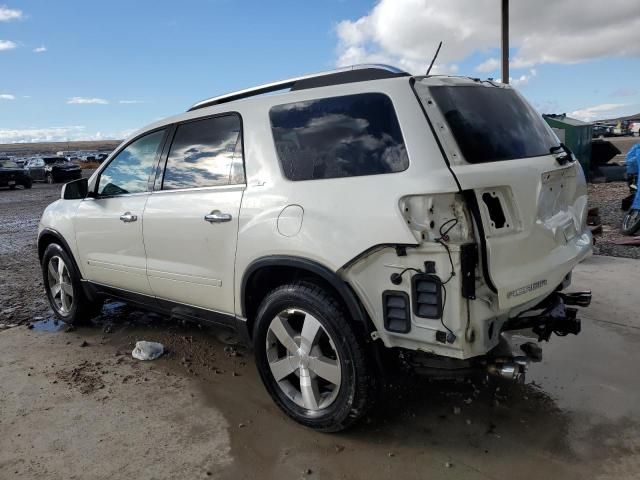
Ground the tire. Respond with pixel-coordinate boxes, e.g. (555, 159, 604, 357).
(9, 184, 16, 190)
(42, 243, 103, 324)
(46, 173, 54, 184)
(22, 179, 32, 189)
(622, 209, 640, 235)
(253, 281, 377, 432)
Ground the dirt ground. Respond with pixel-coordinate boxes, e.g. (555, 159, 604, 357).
(1, 174, 640, 479)
(1, 256, 639, 479)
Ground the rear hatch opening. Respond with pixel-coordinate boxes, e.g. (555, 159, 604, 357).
(412, 77, 592, 310)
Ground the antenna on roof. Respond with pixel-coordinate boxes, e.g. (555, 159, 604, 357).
(425, 41, 443, 76)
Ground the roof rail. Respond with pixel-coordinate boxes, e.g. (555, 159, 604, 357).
(187, 64, 409, 112)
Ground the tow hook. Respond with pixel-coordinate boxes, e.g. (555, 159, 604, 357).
(532, 302, 581, 341)
(558, 290, 592, 307)
(487, 356, 528, 382)
(502, 290, 590, 342)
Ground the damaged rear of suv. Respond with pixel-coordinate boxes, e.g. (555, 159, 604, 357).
(38, 65, 591, 432)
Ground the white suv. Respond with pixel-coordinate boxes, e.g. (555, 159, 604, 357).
(38, 65, 592, 431)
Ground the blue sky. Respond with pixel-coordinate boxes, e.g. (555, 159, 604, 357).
(1, 0, 639, 143)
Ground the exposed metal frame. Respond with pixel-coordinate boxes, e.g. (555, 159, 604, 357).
(188, 64, 409, 112)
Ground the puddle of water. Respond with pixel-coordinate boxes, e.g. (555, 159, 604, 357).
(30, 318, 68, 332)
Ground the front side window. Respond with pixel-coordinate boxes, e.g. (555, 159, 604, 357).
(98, 129, 165, 196)
(269, 93, 408, 181)
(162, 114, 243, 190)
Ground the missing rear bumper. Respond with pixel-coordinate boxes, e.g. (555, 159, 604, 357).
(502, 290, 590, 342)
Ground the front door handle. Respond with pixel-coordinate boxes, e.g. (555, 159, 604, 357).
(204, 210, 232, 223)
(119, 212, 138, 223)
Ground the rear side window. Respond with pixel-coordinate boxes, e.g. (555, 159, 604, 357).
(269, 93, 408, 181)
(162, 114, 243, 190)
(428, 86, 559, 163)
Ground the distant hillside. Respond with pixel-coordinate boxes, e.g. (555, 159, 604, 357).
(0, 140, 122, 156)
(602, 112, 640, 123)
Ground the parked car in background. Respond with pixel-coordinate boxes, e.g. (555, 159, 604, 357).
(96, 153, 109, 162)
(593, 124, 614, 138)
(0, 158, 32, 190)
(628, 121, 640, 137)
(25, 157, 82, 184)
(13, 157, 28, 168)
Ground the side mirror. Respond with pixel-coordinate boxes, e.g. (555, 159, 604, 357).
(61, 177, 89, 200)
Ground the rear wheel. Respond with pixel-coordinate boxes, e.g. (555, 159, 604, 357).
(42, 243, 103, 324)
(622, 209, 640, 235)
(253, 282, 376, 432)
(22, 178, 32, 189)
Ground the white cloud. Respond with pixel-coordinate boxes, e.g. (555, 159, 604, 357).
(118, 100, 144, 104)
(496, 69, 537, 87)
(0, 126, 87, 143)
(0, 39, 17, 51)
(0, 93, 15, 100)
(0, 126, 128, 143)
(67, 97, 109, 105)
(475, 57, 500, 73)
(33, 45, 46, 53)
(569, 103, 628, 122)
(335, 0, 640, 74)
(0, 5, 23, 22)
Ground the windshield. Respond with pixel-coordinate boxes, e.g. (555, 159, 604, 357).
(428, 85, 560, 163)
(0, 160, 18, 168)
(43, 157, 67, 165)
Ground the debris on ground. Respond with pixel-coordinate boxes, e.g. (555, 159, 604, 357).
(589, 182, 640, 258)
(613, 236, 640, 245)
(131, 341, 165, 360)
(55, 361, 106, 394)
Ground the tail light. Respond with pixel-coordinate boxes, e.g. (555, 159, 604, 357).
(411, 274, 443, 319)
(382, 291, 411, 333)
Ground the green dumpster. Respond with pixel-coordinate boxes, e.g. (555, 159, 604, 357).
(543, 114, 593, 176)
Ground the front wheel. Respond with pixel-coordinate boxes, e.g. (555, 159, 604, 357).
(42, 243, 103, 324)
(253, 282, 377, 432)
(622, 209, 640, 235)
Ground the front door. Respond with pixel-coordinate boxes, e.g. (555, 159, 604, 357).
(74, 129, 167, 295)
(143, 114, 244, 315)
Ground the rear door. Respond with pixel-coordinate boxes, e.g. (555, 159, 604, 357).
(414, 80, 591, 309)
(143, 114, 244, 316)
(74, 129, 167, 295)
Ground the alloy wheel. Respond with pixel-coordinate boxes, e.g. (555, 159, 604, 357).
(266, 309, 341, 412)
(47, 256, 74, 315)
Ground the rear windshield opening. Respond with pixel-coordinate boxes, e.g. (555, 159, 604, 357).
(427, 86, 560, 164)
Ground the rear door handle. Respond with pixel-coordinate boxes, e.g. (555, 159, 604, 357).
(119, 212, 138, 223)
(204, 210, 232, 223)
